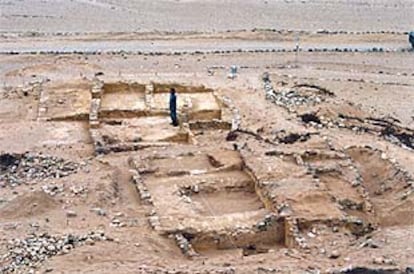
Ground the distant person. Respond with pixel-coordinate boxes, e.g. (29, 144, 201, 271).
(169, 88, 178, 127)
(409, 31, 414, 49)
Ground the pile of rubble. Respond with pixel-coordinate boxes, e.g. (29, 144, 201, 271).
(332, 266, 414, 274)
(173, 233, 199, 258)
(0, 231, 111, 272)
(262, 74, 331, 113)
(0, 153, 79, 187)
(262, 74, 414, 151)
(129, 158, 153, 205)
(299, 111, 414, 150)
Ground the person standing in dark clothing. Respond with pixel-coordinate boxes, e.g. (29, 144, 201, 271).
(169, 88, 178, 126)
(409, 31, 414, 49)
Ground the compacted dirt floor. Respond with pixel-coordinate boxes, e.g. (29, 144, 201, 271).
(0, 1, 414, 274)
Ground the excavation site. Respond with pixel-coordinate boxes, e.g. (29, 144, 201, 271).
(0, 1, 414, 273)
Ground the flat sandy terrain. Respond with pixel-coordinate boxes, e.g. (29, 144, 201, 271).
(1, 1, 414, 274)
(1, 0, 413, 33)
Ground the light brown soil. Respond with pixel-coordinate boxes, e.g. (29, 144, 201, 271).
(1, 1, 414, 274)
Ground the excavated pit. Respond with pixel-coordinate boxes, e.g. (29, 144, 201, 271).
(98, 116, 190, 144)
(37, 81, 92, 121)
(130, 150, 286, 256)
(17, 72, 412, 270)
(99, 82, 147, 119)
(188, 186, 263, 216)
(33, 79, 232, 155)
(346, 146, 414, 227)
(89, 81, 227, 153)
(243, 128, 414, 242)
(2, 20, 414, 272)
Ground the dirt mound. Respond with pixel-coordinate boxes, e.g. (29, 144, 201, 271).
(0, 190, 60, 219)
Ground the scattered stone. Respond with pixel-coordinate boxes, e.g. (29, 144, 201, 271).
(70, 185, 87, 196)
(65, 210, 77, 218)
(383, 258, 396, 266)
(262, 74, 332, 113)
(110, 219, 121, 226)
(0, 231, 109, 272)
(359, 238, 379, 249)
(42, 183, 64, 196)
(329, 250, 341, 259)
(0, 152, 79, 188)
(174, 233, 199, 258)
(372, 256, 396, 266)
(373, 257, 384, 265)
(90, 207, 106, 216)
(333, 266, 404, 274)
(114, 212, 125, 218)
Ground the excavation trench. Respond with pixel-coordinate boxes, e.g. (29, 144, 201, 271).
(346, 146, 414, 227)
(97, 81, 414, 257)
(89, 81, 227, 153)
(178, 187, 285, 255)
(134, 150, 288, 256)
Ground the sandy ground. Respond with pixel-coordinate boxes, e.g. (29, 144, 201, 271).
(1, 1, 414, 274)
(1, 0, 413, 33)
